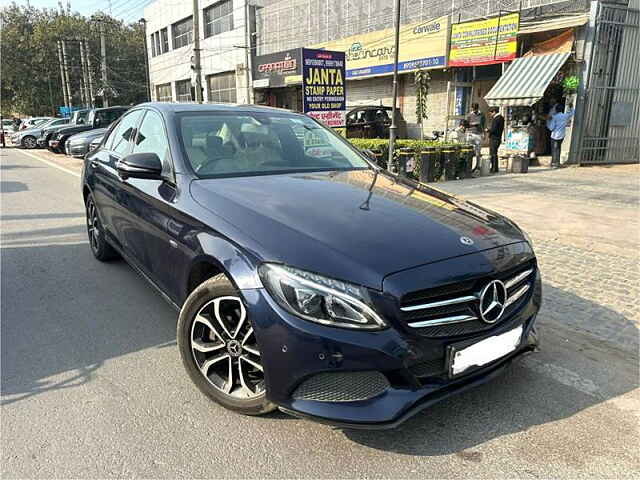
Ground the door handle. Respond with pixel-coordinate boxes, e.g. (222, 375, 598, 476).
(90, 160, 99, 168)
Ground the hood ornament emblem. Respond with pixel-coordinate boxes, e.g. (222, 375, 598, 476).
(479, 280, 508, 324)
(460, 236, 474, 246)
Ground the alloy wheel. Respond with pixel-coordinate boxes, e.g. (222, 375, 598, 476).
(190, 296, 265, 399)
(86, 199, 100, 252)
(22, 136, 36, 149)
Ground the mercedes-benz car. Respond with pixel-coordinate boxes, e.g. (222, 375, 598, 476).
(81, 103, 540, 429)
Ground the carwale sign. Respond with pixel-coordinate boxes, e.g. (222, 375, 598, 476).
(312, 16, 448, 79)
(302, 48, 346, 127)
(449, 13, 519, 66)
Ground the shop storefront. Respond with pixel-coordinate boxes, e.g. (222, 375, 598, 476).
(310, 15, 450, 138)
(252, 48, 303, 111)
(485, 28, 579, 160)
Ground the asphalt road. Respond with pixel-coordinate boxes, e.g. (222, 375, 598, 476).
(1, 147, 638, 478)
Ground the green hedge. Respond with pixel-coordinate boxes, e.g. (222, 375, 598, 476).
(347, 138, 468, 181)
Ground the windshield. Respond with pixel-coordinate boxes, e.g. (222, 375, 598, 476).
(178, 112, 370, 178)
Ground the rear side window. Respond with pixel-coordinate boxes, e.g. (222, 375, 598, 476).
(108, 110, 144, 156)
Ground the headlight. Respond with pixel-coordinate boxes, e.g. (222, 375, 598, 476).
(259, 263, 387, 330)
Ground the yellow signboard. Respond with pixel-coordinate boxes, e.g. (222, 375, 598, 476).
(312, 16, 449, 79)
(449, 13, 519, 66)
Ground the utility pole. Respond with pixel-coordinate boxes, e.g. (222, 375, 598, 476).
(140, 18, 152, 102)
(244, 0, 253, 104)
(387, 0, 401, 172)
(85, 40, 95, 107)
(192, 0, 203, 103)
(99, 21, 109, 107)
(79, 39, 90, 107)
(61, 40, 73, 108)
(57, 41, 70, 111)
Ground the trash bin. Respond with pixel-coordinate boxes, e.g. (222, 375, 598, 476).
(418, 147, 439, 183)
(510, 154, 529, 173)
(440, 148, 457, 181)
(398, 148, 414, 177)
(459, 146, 474, 178)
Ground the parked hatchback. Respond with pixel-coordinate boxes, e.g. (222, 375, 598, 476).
(82, 103, 540, 428)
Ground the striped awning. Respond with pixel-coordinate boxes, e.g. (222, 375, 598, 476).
(484, 53, 571, 107)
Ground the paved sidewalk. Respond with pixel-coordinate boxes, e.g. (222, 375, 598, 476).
(438, 164, 640, 352)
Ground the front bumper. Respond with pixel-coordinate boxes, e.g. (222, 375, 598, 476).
(66, 142, 87, 157)
(241, 263, 541, 429)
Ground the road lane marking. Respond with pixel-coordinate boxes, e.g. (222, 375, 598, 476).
(13, 148, 81, 178)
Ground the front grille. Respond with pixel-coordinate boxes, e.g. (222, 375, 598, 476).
(292, 371, 390, 402)
(400, 260, 536, 338)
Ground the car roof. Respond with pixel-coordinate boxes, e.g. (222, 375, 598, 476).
(135, 102, 301, 116)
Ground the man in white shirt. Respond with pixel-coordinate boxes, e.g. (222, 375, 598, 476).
(546, 103, 574, 168)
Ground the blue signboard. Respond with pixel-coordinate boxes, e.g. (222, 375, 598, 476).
(302, 48, 346, 127)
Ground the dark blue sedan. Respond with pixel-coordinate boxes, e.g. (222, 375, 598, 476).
(81, 103, 540, 428)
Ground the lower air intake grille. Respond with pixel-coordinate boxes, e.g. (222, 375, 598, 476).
(292, 371, 390, 402)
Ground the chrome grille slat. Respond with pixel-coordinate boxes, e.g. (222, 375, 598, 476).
(404, 264, 535, 330)
(504, 284, 530, 307)
(400, 295, 477, 312)
(504, 268, 533, 289)
(408, 315, 477, 328)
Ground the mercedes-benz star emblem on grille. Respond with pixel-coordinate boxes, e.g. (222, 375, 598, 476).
(460, 236, 474, 245)
(479, 280, 508, 324)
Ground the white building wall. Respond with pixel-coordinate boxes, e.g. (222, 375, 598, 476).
(144, 0, 249, 103)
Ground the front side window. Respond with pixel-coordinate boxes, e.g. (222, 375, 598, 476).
(172, 16, 193, 49)
(178, 112, 369, 177)
(156, 83, 172, 102)
(207, 72, 236, 103)
(133, 111, 171, 174)
(204, 0, 234, 38)
(109, 110, 144, 156)
(175, 79, 193, 102)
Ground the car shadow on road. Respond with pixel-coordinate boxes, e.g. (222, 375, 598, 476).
(0, 181, 29, 193)
(343, 283, 638, 455)
(1, 242, 177, 406)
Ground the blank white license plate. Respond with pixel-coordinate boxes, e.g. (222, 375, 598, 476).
(451, 326, 523, 376)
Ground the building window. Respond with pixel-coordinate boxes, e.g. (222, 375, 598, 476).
(153, 32, 162, 55)
(160, 28, 169, 53)
(150, 34, 157, 57)
(156, 83, 172, 102)
(204, 0, 234, 38)
(207, 72, 237, 103)
(176, 79, 193, 102)
(172, 16, 193, 49)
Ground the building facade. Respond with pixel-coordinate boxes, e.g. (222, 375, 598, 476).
(144, 0, 251, 104)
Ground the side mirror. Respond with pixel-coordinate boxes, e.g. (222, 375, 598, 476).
(117, 152, 163, 180)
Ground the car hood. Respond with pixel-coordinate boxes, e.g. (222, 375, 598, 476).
(68, 128, 107, 143)
(57, 125, 92, 136)
(190, 169, 526, 290)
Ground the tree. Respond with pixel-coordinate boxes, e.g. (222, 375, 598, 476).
(0, 2, 147, 116)
(414, 69, 431, 140)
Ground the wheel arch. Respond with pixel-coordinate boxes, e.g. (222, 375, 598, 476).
(182, 238, 262, 305)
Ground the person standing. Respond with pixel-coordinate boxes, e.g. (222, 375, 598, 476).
(466, 103, 485, 166)
(486, 107, 504, 173)
(546, 103, 574, 168)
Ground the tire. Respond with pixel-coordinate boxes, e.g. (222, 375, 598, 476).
(85, 194, 118, 261)
(177, 274, 276, 416)
(21, 135, 37, 149)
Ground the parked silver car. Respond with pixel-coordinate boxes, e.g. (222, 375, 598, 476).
(11, 117, 70, 149)
(65, 128, 107, 158)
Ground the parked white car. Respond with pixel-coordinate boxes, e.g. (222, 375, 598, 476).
(19, 117, 52, 130)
